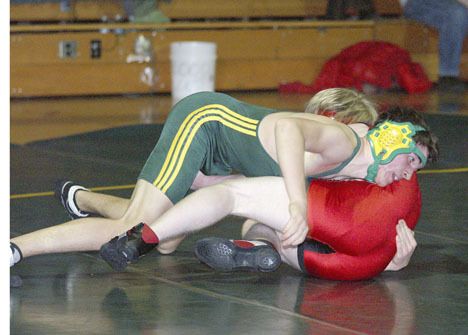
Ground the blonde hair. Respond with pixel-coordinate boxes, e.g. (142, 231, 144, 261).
(305, 88, 378, 126)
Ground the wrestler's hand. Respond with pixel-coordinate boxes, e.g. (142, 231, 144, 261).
(281, 201, 309, 247)
(385, 220, 417, 271)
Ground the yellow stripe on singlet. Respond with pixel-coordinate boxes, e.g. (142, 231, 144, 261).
(153, 104, 259, 192)
(152, 104, 258, 188)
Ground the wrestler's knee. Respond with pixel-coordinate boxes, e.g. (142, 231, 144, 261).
(108, 218, 137, 235)
(156, 244, 176, 255)
(217, 179, 253, 213)
(157, 235, 186, 254)
(241, 219, 259, 237)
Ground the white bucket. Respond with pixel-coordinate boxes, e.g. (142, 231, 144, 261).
(170, 41, 217, 104)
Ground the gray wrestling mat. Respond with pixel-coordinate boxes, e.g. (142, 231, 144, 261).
(10, 114, 468, 334)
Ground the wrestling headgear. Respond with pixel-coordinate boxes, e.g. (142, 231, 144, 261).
(365, 120, 427, 182)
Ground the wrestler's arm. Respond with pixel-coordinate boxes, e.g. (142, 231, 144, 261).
(274, 118, 354, 247)
(294, 221, 416, 279)
(302, 246, 393, 280)
(384, 220, 417, 271)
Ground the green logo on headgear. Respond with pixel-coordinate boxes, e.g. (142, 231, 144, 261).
(365, 120, 427, 182)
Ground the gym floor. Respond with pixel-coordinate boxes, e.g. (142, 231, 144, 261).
(10, 90, 468, 334)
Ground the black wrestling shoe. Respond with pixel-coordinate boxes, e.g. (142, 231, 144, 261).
(55, 180, 90, 220)
(100, 223, 158, 272)
(195, 237, 281, 272)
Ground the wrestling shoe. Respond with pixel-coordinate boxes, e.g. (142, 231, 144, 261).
(100, 223, 158, 272)
(55, 180, 90, 220)
(195, 237, 281, 272)
(10, 242, 23, 267)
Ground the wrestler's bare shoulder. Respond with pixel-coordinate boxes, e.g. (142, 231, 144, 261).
(263, 111, 331, 122)
(257, 112, 352, 160)
(259, 112, 351, 134)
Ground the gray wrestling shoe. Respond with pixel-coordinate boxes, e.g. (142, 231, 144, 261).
(195, 237, 281, 272)
(100, 223, 158, 272)
(55, 180, 90, 220)
(10, 243, 23, 287)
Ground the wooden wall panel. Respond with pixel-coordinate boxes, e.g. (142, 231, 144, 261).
(159, 0, 328, 19)
(375, 20, 437, 79)
(373, 0, 403, 16)
(10, 2, 73, 21)
(11, 18, 468, 97)
(11, 0, 328, 22)
(11, 23, 373, 97)
(73, 0, 125, 21)
(10, 0, 125, 22)
(375, 19, 468, 54)
(215, 60, 321, 90)
(12, 32, 136, 65)
(12, 26, 370, 65)
(152, 30, 283, 61)
(10, 58, 326, 96)
(461, 55, 468, 78)
(277, 27, 373, 58)
(11, 63, 157, 96)
(374, 20, 430, 53)
(375, 20, 468, 80)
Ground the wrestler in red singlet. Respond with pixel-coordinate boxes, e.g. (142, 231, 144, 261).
(299, 175, 420, 280)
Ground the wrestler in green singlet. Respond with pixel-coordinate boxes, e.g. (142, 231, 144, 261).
(139, 92, 360, 203)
